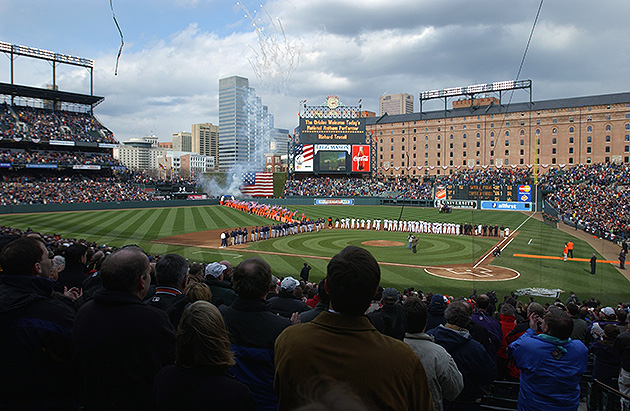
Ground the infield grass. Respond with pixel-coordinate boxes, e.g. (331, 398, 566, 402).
(1, 204, 627, 305)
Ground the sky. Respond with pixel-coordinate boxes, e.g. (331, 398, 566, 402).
(1, 0, 629, 143)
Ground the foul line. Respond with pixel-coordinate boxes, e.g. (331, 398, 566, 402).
(513, 253, 618, 264)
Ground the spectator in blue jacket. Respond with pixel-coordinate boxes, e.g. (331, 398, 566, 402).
(509, 306, 588, 411)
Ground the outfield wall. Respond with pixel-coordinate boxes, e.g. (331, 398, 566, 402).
(0, 199, 220, 214)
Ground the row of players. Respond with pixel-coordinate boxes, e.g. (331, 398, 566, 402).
(332, 217, 509, 237)
(219, 219, 328, 247)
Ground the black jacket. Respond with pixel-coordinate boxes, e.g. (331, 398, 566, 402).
(0, 275, 77, 409)
(57, 263, 87, 290)
(367, 303, 408, 340)
(268, 290, 311, 318)
(72, 290, 176, 410)
(146, 286, 189, 328)
(204, 277, 237, 307)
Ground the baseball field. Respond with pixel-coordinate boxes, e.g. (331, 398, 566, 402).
(1, 204, 627, 305)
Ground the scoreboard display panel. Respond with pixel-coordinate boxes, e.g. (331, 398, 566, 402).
(446, 184, 532, 201)
(299, 118, 366, 145)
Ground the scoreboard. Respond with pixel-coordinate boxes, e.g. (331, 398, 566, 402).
(446, 184, 532, 202)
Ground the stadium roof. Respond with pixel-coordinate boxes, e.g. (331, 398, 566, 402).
(367, 91, 630, 125)
(0, 83, 104, 107)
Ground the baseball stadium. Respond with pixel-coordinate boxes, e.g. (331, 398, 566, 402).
(1, 41, 630, 410)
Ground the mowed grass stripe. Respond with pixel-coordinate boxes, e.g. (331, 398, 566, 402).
(127, 209, 165, 242)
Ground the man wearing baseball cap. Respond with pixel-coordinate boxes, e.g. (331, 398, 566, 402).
(204, 261, 236, 306)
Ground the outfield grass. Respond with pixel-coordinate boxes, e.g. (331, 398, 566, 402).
(1, 204, 627, 305)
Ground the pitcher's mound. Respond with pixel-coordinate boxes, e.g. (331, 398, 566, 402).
(362, 240, 406, 247)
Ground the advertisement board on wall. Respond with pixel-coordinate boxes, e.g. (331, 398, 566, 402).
(314, 198, 354, 205)
(351, 145, 370, 172)
(295, 144, 314, 172)
(299, 118, 366, 145)
(480, 201, 532, 211)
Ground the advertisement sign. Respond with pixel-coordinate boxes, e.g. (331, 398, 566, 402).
(480, 201, 532, 211)
(314, 198, 354, 205)
(518, 185, 532, 202)
(72, 165, 102, 170)
(351, 145, 370, 172)
(49, 140, 75, 146)
(434, 199, 478, 209)
(25, 164, 58, 169)
(295, 144, 314, 172)
(187, 194, 207, 200)
(435, 186, 447, 200)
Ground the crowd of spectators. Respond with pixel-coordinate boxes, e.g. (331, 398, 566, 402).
(0, 103, 116, 144)
(0, 174, 156, 205)
(1, 229, 629, 410)
(283, 176, 433, 199)
(436, 167, 532, 186)
(0, 149, 120, 166)
(544, 163, 630, 241)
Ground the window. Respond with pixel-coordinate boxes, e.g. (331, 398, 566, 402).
(490, 141, 495, 147)
(520, 130, 525, 136)
(449, 152, 453, 158)
(569, 117, 574, 123)
(425, 153, 428, 158)
(402, 130, 405, 134)
(569, 127, 574, 133)
(552, 148, 556, 154)
(413, 136, 416, 142)
(553, 118, 557, 124)
(463, 151, 467, 157)
(606, 135, 611, 142)
(379, 139, 383, 143)
(463, 133, 467, 139)
(587, 157, 591, 164)
(463, 142, 467, 148)
(606, 146, 611, 153)
(425, 144, 428, 149)
(552, 128, 557, 134)
(569, 157, 573, 163)
(569, 137, 574, 143)
(552, 158, 557, 164)
(490, 132, 495, 137)
(463, 125, 467, 129)
(536, 129, 541, 135)
(587, 136, 592, 143)
(391, 131, 394, 135)
(520, 149, 524, 155)
(490, 150, 494, 156)
(437, 153, 441, 158)
(449, 143, 453, 149)
(390, 154, 394, 159)
(506, 122, 510, 127)
(606, 125, 611, 131)
(380, 147, 383, 152)
(476, 151, 480, 156)
(520, 139, 525, 146)
(569, 147, 574, 154)
(505, 131, 510, 137)
(437, 144, 441, 149)
(437, 135, 441, 141)
(490, 123, 494, 128)
(476, 141, 480, 148)
(587, 147, 592, 153)
(413, 153, 416, 158)
(587, 126, 593, 132)
(627, 135, 630, 142)
(505, 150, 509, 155)
(425, 136, 429, 141)
(390, 146, 394, 151)
(477, 124, 481, 129)
(625, 146, 629, 153)
(505, 159, 509, 165)
(402, 145, 405, 150)
(505, 140, 509, 146)
(520, 159, 524, 164)
(391, 138, 394, 143)
(626, 123, 630, 130)
(450, 134, 453, 140)
(552, 138, 557, 144)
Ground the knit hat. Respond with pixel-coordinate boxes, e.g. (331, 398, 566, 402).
(382, 287, 399, 301)
(431, 294, 445, 305)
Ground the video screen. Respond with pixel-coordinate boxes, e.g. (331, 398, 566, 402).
(318, 151, 347, 172)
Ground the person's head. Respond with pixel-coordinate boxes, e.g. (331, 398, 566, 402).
(219, 260, 233, 280)
(500, 302, 517, 317)
(269, 275, 279, 294)
(476, 294, 490, 310)
(232, 257, 271, 300)
(316, 279, 330, 306)
(403, 296, 428, 333)
(155, 253, 188, 290)
(542, 307, 574, 339)
(566, 302, 579, 316)
(527, 302, 545, 319)
(187, 263, 204, 283)
(603, 324, 621, 341)
(617, 309, 628, 324)
(64, 244, 88, 266)
(381, 287, 399, 306)
(444, 300, 471, 328)
(185, 281, 213, 303)
(0, 236, 53, 278)
(100, 246, 151, 298)
(205, 262, 227, 281)
(601, 306, 617, 320)
(175, 301, 235, 371)
(326, 246, 380, 316)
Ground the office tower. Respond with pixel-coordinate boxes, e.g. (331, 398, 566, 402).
(379, 93, 415, 116)
(172, 131, 192, 152)
(192, 122, 219, 170)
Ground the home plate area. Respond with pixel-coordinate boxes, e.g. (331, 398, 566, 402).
(424, 263, 520, 281)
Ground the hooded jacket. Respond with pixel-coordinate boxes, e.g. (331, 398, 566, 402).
(509, 329, 588, 411)
(426, 324, 497, 404)
(0, 275, 76, 409)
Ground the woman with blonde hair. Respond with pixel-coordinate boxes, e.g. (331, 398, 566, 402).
(153, 301, 256, 410)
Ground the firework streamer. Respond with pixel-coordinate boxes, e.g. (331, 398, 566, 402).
(110, 0, 124, 75)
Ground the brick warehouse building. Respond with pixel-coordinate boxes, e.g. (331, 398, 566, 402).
(366, 91, 630, 177)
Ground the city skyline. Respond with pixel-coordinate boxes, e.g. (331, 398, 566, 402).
(1, 1, 630, 142)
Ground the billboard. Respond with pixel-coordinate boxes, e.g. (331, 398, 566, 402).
(295, 144, 313, 172)
(351, 145, 370, 172)
(319, 151, 347, 172)
(299, 117, 366, 144)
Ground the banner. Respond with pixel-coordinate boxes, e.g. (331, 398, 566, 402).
(73, 165, 102, 170)
(480, 201, 532, 211)
(434, 199, 478, 209)
(518, 185, 532, 202)
(49, 140, 75, 146)
(351, 144, 370, 172)
(187, 194, 207, 200)
(295, 144, 313, 172)
(314, 198, 354, 205)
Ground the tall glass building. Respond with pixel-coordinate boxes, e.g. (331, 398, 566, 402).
(218, 75, 274, 171)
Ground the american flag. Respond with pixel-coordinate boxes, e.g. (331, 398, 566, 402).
(241, 172, 274, 197)
(298, 144, 313, 161)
